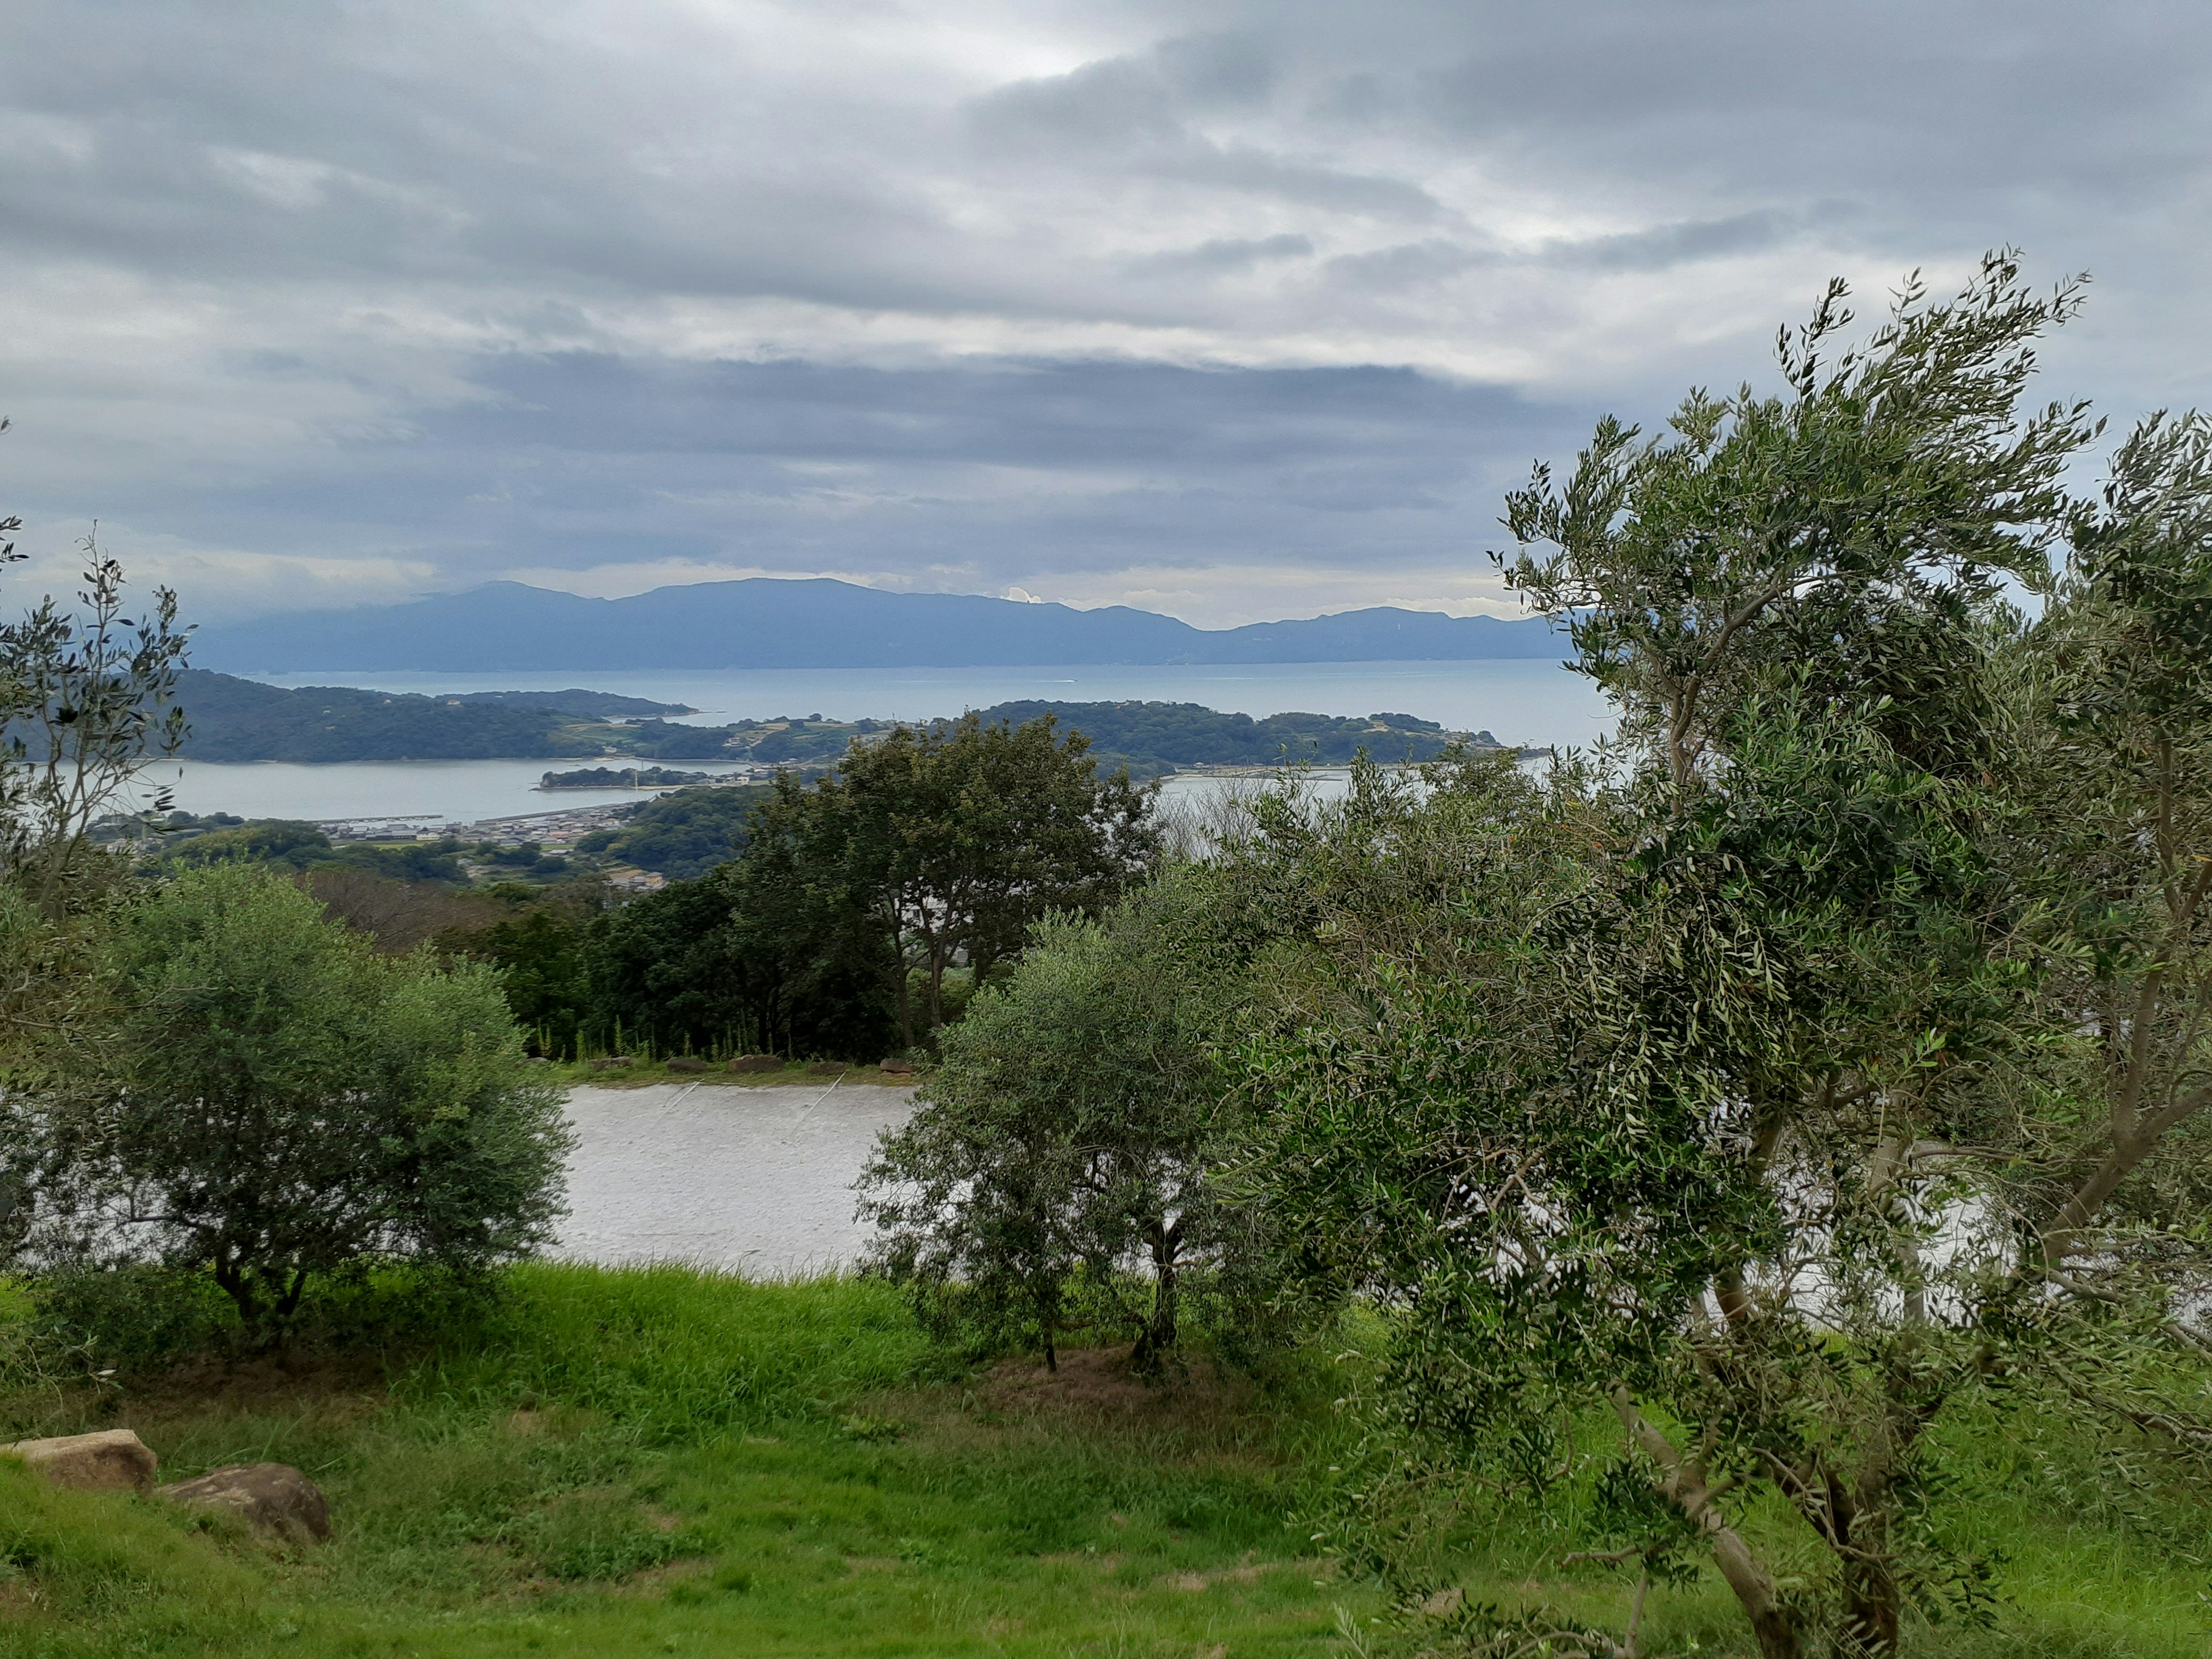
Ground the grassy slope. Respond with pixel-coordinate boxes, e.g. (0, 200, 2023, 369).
(2, 1266, 2206, 1658)
(1, 1268, 1372, 1659)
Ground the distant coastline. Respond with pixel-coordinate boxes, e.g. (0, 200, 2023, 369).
(175, 679, 1507, 780)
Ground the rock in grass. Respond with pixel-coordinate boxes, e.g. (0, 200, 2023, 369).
(665, 1056, 707, 1073)
(588, 1056, 634, 1071)
(879, 1058, 915, 1075)
(161, 1463, 330, 1545)
(2, 1429, 157, 1493)
(727, 1054, 782, 1073)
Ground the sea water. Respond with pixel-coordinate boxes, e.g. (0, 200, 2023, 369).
(154, 658, 1615, 824)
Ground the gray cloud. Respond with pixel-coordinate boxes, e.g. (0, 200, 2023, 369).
(1124, 234, 1316, 277)
(82, 354, 1586, 620)
(1544, 211, 1808, 274)
(0, 1, 2205, 625)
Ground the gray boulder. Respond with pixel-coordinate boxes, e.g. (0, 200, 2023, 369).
(3, 1429, 157, 1493)
(161, 1462, 331, 1545)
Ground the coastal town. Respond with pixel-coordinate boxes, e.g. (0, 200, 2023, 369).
(306, 764, 786, 889)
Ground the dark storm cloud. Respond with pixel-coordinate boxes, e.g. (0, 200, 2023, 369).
(0, 1, 2205, 622)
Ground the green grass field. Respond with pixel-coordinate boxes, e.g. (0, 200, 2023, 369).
(2, 1267, 2206, 1658)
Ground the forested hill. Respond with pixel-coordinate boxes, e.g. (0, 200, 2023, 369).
(965, 701, 1495, 774)
(170, 671, 696, 762)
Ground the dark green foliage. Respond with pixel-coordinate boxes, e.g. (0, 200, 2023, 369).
(967, 699, 1486, 778)
(469, 907, 592, 1058)
(164, 817, 334, 868)
(717, 703, 1493, 780)
(574, 783, 772, 879)
(335, 837, 473, 884)
(22, 1262, 233, 1378)
(540, 764, 715, 789)
(582, 861, 896, 1060)
(582, 869, 753, 1058)
(620, 717, 745, 759)
(745, 718, 857, 763)
(159, 676, 1511, 777)
(811, 710, 1160, 1043)
(146, 816, 479, 884)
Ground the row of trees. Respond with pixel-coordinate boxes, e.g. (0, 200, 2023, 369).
(857, 257, 2212, 1659)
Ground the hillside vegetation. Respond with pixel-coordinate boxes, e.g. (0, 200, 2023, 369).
(168, 671, 697, 762)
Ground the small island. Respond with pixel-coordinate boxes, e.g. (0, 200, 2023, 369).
(539, 765, 726, 790)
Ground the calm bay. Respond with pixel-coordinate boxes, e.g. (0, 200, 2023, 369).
(152, 657, 1615, 824)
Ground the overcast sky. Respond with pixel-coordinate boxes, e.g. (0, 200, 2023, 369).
(1, 1, 2203, 626)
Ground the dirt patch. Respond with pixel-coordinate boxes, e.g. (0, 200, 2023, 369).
(1156, 1560, 1283, 1593)
(4, 1354, 387, 1454)
(95, 1346, 403, 1431)
(869, 1344, 1276, 1479)
(604, 1559, 711, 1599)
(968, 1346, 1256, 1425)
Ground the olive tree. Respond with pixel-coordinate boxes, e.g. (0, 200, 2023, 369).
(74, 866, 571, 1342)
(1992, 410, 2212, 1412)
(1248, 257, 2212, 1659)
(859, 871, 1252, 1370)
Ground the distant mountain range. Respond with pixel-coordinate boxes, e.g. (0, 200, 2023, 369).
(188, 577, 1563, 672)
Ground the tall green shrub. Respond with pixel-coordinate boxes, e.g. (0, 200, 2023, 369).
(860, 872, 1260, 1370)
(79, 866, 571, 1342)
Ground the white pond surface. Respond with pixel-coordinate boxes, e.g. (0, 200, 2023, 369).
(554, 1080, 916, 1277)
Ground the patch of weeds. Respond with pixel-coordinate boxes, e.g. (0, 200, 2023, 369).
(838, 1410, 903, 1442)
(524, 1489, 680, 1582)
